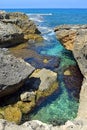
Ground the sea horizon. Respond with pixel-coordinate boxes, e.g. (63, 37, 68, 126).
(0, 7, 86, 125)
(0, 8, 87, 9)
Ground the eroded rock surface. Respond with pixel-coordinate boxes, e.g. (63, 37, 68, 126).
(28, 68, 58, 100)
(30, 68, 58, 91)
(1, 119, 87, 130)
(55, 24, 87, 120)
(0, 48, 35, 98)
(0, 67, 58, 123)
(0, 119, 60, 130)
(54, 25, 87, 50)
(0, 11, 42, 47)
(20, 91, 35, 102)
(0, 21, 24, 47)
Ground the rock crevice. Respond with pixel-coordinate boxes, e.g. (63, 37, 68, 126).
(55, 24, 87, 120)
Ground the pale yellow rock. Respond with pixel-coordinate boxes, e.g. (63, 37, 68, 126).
(64, 70, 71, 75)
(14, 100, 35, 114)
(30, 68, 58, 100)
(43, 59, 48, 64)
(4, 106, 22, 124)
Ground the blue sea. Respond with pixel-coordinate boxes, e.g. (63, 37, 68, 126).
(2, 9, 85, 124)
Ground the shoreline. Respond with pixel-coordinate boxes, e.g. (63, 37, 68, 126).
(0, 10, 86, 130)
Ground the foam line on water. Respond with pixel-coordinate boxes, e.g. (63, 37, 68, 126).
(38, 26, 53, 34)
(27, 13, 52, 16)
(29, 17, 43, 22)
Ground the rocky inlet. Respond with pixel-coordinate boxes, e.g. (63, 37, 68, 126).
(55, 24, 87, 129)
(0, 10, 86, 130)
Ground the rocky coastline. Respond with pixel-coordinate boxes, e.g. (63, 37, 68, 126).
(0, 11, 59, 129)
(0, 11, 43, 48)
(55, 24, 87, 129)
(0, 10, 87, 130)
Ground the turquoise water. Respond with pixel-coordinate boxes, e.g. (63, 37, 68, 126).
(3, 9, 85, 124)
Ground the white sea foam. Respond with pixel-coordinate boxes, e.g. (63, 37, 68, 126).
(29, 17, 43, 22)
(48, 31, 54, 36)
(38, 26, 53, 34)
(28, 14, 43, 22)
(27, 13, 52, 16)
(27, 13, 52, 22)
(43, 35, 50, 41)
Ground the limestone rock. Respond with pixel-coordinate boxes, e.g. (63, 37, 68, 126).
(55, 24, 87, 120)
(0, 11, 9, 19)
(8, 12, 41, 35)
(64, 70, 71, 76)
(61, 119, 87, 130)
(23, 120, 53, 130)
(0, 21, 24, 47)
(30, 68, 58, 91)
(77, 78, 87, 119)
(29, 68, 58, 101)
(0, 11, 42, 47)
(1, 118, 87, 130)
(20, 91, 35, 102)
(4, 106, 22, 124)
(5, 12, 41, 42)
(0, 119, 32, 130)
(14, 100, 35, 114)
(0, 48, 35, 98)
(0, 119, 60, 130)
(54, 24, 87, 51)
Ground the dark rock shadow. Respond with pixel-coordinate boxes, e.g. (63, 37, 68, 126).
(0, 77, 41, 106)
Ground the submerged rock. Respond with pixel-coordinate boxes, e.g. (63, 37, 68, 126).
(9, 42, 60, 72)
(0, 67, 58, 123)
(0, 48, 35, 98)
(63, 65, 83, 99)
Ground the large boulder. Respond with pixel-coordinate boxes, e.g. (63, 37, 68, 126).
(0, 21, 24, 47)
(6, 12, 41, 36)
(55, 24, 87, 120)
(0, 48, 35, 98)
(54, 25, 87, 51)
(0, 11, 42, 47)
(0, 68, 58, 123)
(30, 68, 58, 91)
(29, 68, 58, 100)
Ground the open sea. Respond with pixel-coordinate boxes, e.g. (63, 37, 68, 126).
(2, 9, 86, 124)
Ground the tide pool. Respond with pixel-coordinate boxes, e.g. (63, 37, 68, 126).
(4, 8, 84, 124)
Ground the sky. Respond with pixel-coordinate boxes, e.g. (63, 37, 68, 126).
(0, 0, 87, 9)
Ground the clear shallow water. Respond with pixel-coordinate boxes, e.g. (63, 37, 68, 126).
(3, 9, 85, 124)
